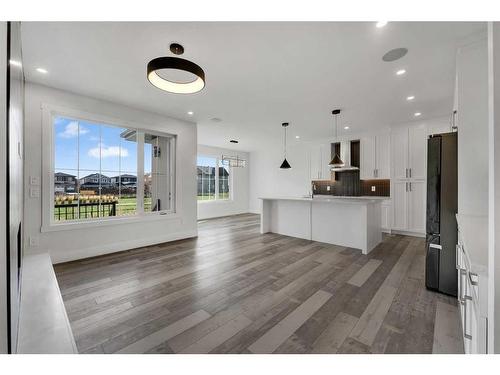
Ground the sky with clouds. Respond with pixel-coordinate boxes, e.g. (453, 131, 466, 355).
(54, 116, 152, 177)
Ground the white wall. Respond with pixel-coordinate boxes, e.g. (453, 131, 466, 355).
(24, 83, 198, 264)
(0, 21, 9, 354)
(488, 22, 500, 354)
(197, 144, 249, 220)
(457, 38, 489, 217)
(249, 141, 312, 214)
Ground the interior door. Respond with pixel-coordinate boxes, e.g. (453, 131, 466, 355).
(392, 181, 408, 230)
(408, 124, 427, 180)
(391, 128, 408, 180)
(376, 134, 390, 179)
(360, 137, 375, 179)
(408, 180, 426, 233)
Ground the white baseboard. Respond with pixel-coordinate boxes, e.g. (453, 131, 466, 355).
(50, 229, 198, 264)
(389, 229, 426, 238)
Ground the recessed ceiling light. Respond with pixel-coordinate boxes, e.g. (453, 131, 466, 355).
(187, 111, 194, 115)
(407, 95, 415, 101)
(396, 69, 406, 76)
(210, 117, 222, 123)
(36, 67, 48, 74)
(344, 126, 350, 130)
(376, 21, 388, 28)
(295, 135, 300, 139)
(414, 112, 422, 117)
(9, 60, 22, 67)
(229, 140, 239, 144)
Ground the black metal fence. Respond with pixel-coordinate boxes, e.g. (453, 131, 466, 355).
(54, 202, 117, 220)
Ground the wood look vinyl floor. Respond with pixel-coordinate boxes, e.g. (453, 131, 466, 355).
(54, 214, 464, 354)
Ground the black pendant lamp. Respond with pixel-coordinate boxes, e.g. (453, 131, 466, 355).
(329, 109, 344, 168)
(147, 43, 205, 94)
(280, 122, 291, 169)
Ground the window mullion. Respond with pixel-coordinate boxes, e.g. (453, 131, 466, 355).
(137, 131, 145, 215)
(215, 158, 219, 200)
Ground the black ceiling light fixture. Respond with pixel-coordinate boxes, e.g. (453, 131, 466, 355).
(147, 43, 205, 94)
(329, 109, 344, 168)
(280, 122, 291, 169)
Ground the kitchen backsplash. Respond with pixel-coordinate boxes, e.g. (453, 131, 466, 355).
(312, 172, 390, 197)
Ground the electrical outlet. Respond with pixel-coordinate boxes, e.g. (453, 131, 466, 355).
(326, 186, 331, 191)
(29, 236, 39, 247)
(371, 186, 376, 192)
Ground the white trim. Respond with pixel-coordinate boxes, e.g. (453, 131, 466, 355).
(196, 153, 234, 203)
(41, 103, 178, 230)
(50, 228, 198, 264)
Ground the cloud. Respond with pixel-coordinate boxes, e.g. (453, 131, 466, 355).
(58, 121, 89, 138)
(88, 143, 129, 158)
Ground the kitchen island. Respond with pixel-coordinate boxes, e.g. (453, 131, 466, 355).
(259, 196, 384, 254)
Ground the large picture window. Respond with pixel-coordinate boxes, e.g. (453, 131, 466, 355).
(197, 156, 231, 201)
(51, 114, 175, 223)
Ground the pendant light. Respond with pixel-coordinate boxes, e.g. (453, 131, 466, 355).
(147, 43, 205, 94)
(329, 109, 344, 168)
(280, 122, 291, 169)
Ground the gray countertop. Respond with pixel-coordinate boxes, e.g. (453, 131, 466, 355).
(259, 195, 386, 204)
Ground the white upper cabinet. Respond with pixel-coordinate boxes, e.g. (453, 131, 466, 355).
(375, 134, 390, 179)
(310, 143, 332, 180)
(320, 143, 332, 180)
(408, 124, 427, 180)
(391, 124, 427, 181)
(391, 127, 409, 180)
(360, 137, 376, 179)
(360, 134, 390, 180)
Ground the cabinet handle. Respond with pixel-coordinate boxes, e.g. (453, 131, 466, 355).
(459, 269, 466, 304)
(464, 294, 472, 340)
(405, 182, 408, 192)
(409, 182, 412, 192)
(405, 168, 408, 178)
(409, 168, 412, 178)
(469, 272, 479, 286)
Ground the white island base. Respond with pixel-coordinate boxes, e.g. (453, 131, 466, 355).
(260, 196, 383, 254)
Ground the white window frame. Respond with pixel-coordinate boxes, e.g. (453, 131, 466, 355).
(196, 154, 233, 203)
(41, 104, 177, 232)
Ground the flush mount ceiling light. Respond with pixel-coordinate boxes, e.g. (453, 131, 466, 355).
(376, 21, 388, 28)
(382, 48, 408, 62)
(329, 109, 344, 168)
(280, 122, 291, 169)
(147, 43, 205, 94)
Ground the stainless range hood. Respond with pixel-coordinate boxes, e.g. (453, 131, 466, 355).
(330, 141, 359, 172)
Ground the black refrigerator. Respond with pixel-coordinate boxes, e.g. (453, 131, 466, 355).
(425, 132, 458, 297)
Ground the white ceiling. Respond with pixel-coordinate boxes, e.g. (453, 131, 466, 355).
(21, 22, 485, 151)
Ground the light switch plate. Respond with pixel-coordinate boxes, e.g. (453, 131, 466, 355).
(371, 186, 376, 192)
(30, 176, 40, 185)
(326, 186, 331, 191)
(30, 187, 40, 198)
(29, 236, 39, 247)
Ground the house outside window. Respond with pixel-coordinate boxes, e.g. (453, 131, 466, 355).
(48, 112, 176, 224)
(197, 155, 231, 201)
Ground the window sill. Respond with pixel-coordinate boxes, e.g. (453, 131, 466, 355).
(41, 211, 180, 233)
(197, 199, 233, 204)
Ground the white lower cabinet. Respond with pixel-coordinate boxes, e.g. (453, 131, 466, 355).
(392, 180, 425, 233)
(381, 199, 392, 232)
(456, 241, 488, 354)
